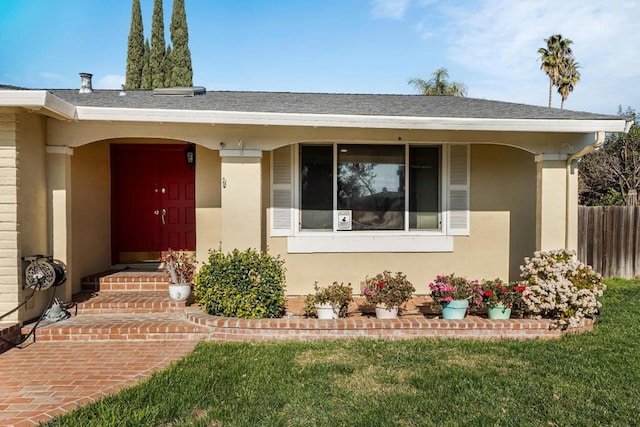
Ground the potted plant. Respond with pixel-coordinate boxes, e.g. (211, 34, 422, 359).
(481, 279, 526, 319)
(304, 282, 353, 319)
(363, 271, 415, 319)
(428, 274, 482, 319)
(162, 249, 197, 301)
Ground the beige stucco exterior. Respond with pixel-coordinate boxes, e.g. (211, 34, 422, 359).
(0, 89, 631, 324)
(266, 144, 536, 294)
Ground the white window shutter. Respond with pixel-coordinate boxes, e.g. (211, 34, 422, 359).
(271, 145, 294, 236)
(448, 144, 470, 236)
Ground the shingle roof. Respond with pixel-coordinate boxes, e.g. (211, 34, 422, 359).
(47, 89, 619, 121)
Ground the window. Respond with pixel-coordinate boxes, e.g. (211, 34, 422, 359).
(270, 143, 468, 252)
(338, 145, 405, 230)
(299, 144, 442, 232)
(300, 145, 333, 230)
(409, 146, 440, 230)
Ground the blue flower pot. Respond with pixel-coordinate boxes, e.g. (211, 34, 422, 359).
(441, 299, 469, 319)
(487, 304, 512, 320)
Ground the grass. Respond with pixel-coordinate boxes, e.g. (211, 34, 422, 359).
(43, 279, 640, 426)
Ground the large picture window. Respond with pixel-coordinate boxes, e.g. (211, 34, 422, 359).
(299, 144, 441, 232)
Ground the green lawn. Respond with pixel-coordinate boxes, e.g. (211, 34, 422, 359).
(43, 279, 640, 426)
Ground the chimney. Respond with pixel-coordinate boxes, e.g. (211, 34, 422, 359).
(79, 72, 93, 93)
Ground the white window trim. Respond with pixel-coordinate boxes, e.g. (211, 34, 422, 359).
(280, 142, 466, 253)
(288, 234, 453, 253)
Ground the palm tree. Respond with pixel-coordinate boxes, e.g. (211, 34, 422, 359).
(538, 34, 574, 108)
(557, 57, 580, 110)
(408, 67, 467, 96)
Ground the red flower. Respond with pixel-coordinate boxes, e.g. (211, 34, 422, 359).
(514, 286, 526, 292)
(377, 281, 385, 288)
(484, 290, 493, 297)
(502, 288, 508, 294)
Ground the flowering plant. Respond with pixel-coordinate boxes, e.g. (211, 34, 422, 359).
(480, 279, 526, 308)
(428, 274, 483, 307)
(162, 249, 197, 285)
(363, 271, 415, 307)
(519, 249, 605, 329)
(304, 281, 353, 318)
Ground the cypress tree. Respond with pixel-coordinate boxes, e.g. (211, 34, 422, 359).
(150, 0, 166, 88)
(141, 39, 152, 89)
(169, 0, 193, 86)
(164, 44, 173, 87)
(124, 0, 144, 89)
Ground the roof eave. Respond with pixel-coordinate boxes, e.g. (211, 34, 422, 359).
(0, 90, 76, 120)
(75, 106, 631, 133)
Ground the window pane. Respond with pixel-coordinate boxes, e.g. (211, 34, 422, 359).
(337, 145, 405, 230)
(409, 146, 440, 230)
(300, 145, 333, 230)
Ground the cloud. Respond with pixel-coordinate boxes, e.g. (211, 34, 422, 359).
(408, 0, 640, 113)
(371, 0, 410, 20)
(95, 74, 125, 90)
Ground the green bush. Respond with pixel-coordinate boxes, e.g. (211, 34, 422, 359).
(194, 248, 286, 319)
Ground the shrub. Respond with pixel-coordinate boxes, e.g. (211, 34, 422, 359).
(304, 282, 353, 318)
(519, 249, 605, 329)
(363, 271, 415, 307)
(194, 248, 286, 319)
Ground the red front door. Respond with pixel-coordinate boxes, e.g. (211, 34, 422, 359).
(111, 144, 195, 264)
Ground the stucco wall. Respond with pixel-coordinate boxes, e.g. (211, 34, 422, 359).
(71, 140, 111, 291)
(16, 112, 49, 321)
(471, 144, 536, 281)
(266, 144, 536, 295)
(69, 140, 222, 278)
(195, 145, 222, 264)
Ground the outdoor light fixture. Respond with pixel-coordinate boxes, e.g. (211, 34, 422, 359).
(185, 143, 196, 166)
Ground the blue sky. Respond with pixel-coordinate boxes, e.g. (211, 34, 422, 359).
(1, 0, 638, 114)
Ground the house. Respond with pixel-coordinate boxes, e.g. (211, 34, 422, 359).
(0, 74, 632, 325)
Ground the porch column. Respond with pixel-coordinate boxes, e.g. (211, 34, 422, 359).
(565, 160, 579, 252)
(46, 146, 73, 302)
(535, 154, 568, 251)
(219, 149, 262, 252)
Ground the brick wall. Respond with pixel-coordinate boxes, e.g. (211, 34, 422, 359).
(186, 308, 594, 341)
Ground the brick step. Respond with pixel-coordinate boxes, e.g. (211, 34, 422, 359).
(24, 313, 210, 342)
(81, 270, 170, 292)
(71, 291, 188, 314)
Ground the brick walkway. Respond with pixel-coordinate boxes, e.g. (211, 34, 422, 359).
(0, 341, 197, 426)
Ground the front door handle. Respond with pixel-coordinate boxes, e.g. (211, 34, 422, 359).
(154, 209, 167, 225)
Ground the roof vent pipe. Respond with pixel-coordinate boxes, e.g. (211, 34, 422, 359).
(79, 73, 93, 94)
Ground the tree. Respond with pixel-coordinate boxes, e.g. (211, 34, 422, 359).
(124, 0, 144, 89)
(408, 68, 467, 96)
(164, 44, 173, 87)
(538, 34, 578, 108)
(579, 107, 639, 206)
(557, 57, 580, 110)
(150, 0, 166, 89)
(141, 39, 152, 89)
(169, 0, 193, 87)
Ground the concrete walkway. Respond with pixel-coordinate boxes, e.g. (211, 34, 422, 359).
(0, 340, 197, 426)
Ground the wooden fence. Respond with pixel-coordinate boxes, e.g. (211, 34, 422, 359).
(578, 206, 640, 279)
